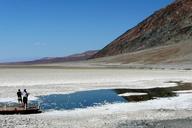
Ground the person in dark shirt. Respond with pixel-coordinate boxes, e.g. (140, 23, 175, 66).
(17, 89, 22, 104)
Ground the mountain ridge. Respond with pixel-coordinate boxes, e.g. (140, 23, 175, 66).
(92, 0, 192, 59)
(3, 50, 98, 65)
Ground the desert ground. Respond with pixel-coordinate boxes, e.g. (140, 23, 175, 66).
(0, 65, 192, 128)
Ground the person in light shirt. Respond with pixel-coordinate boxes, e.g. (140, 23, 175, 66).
(23, 89, 29, 110)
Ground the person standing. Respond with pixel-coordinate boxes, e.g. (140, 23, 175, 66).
(17, 89, 22, 104)
(23, 89, 29, 110)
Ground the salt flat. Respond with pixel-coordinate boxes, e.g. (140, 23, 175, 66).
(0, 67, 192, 128)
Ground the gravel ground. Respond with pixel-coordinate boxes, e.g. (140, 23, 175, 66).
(1, 116, 192, 128)
(118, 118, 192, 128)
(1, 110, 192, 128)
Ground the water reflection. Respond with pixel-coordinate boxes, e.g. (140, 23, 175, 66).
(37, 89, 127, 110)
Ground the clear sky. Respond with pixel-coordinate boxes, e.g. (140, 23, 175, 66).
(0, 0, 174, 62)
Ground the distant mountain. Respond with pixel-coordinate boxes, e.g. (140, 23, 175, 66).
(92, 0, 192, 59)
(6, 50, 98, 64)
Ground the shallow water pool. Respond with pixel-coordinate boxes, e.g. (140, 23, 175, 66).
(37, 89, 127, 110)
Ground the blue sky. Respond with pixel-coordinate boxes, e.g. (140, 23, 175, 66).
(0, 0, 173, 62)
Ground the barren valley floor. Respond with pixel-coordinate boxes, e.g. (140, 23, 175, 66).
(0, 67, 192, 128)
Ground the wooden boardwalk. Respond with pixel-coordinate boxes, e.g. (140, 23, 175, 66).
(0, 104, 42, 115)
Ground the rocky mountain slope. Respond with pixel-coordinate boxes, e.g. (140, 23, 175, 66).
(92, 0, 192, 59)
(93, 40, 192, 65)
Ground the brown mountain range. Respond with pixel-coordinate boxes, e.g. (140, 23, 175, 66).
(4, 50, 98, 65)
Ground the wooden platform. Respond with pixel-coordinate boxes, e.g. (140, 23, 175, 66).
(0, 105, 42, 115)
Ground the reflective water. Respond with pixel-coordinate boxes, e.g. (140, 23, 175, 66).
(37, 89, 127, 110)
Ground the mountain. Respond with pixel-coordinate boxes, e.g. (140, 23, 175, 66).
(93, 41, 192, 65)
(92, 0, 192, 59)
(6, 50, 98, 64)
